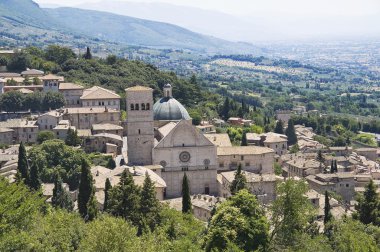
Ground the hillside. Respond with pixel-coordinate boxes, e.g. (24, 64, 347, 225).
(45, 7, 260, 54)
(0, 0, 261, 54)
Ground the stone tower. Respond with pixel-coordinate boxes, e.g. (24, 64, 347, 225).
(125, 86, 154, 165)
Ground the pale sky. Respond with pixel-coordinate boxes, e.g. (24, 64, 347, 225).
(35, 0, 380, 17)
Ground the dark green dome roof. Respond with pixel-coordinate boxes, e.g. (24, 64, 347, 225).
(153, 97, 191, 121)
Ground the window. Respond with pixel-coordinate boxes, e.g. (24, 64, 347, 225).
(56, 132, 59, 136)
(181, 166, 189, 171)
(138, 129, 141, 135)
(130, 104, 134, 111)
(98, 102, 101, 106)
(205, 186, 210, 194)
(166, 91, 170, 96)
(135, 104, 139, 110)
(205, 166, 209, 170)
(346, 184, 349, 187)
(108, 101, 111, 105)
(146, 103, 150, 110)
(245, 162, 250, 167)
(219, 163, 224, 168)
(241, 156, 244, 161)
(92, 101, 95, 106)
(141, 103, 145, 110)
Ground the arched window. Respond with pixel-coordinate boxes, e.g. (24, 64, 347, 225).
(135, 103, 139, 110)
(141, 103, 145, 110)
(138, 129, 141, 135)
(146, 103, 150, 110)
(130, 104, 134, 110)
(166, 91, 170, 97)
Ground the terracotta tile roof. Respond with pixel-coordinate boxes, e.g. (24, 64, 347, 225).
(39, 74, 63, 81)
(81, 86, 120, 100)
(204, 134, 232, 147)
(59, 82, 84, 90)
(217, 146, 274, 156)
(21, 69, 44, 75)
(92, 123, 123, 131)
(125, 85, 152, 91)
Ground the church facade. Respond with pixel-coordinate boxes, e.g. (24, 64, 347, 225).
(126, 84, 217, 198)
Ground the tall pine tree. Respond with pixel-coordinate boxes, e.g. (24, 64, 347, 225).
(324, 191, 332, 224)
(182, 173, 192, 213)
(29, 162, 41, 191)
(107, 169, 141, 225)
(78, 159, 94, 218)
(140, 172, 161, 232)
(274, 120, 284, 134)
(17, 142, 29, 184)
(230, 164, 247, 195)
(103, 178, 112, 211)
(84, 47, 92, 60)
(285, 119, 298, 145)
(52, 174, 74, 211)
(355, 180, 380, 225)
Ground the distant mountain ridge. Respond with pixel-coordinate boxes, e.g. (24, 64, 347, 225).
(0, 0, 262, 54)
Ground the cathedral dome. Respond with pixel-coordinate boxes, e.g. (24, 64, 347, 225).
(153, 97, 191, 121)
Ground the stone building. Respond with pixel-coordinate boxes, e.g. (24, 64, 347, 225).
(53, 120, 75, 140)
(216, 146, 275, 174)
(218, 171, 279, 204)
(81, 86, 121, 110)
(204, 133, 232, 147)
(246, 132, 288, 156)
(355, 148, 378, 161)
(92, 123, 123, 136)
(84, 133, 123, 154)
(275, 110, 292, 125)
(328, 146, 353, 157)
(63, 107, 120, 129)
(0, 128, 14, 145)
(125, 85, 155, 166)
(306, 173, 355, 203)
(0, 119, 38, 143)
(40, 74, 64, 92)
(58, 82, 84, 107)
(285, 158, 322, 178)
(37, 110, 64, 130)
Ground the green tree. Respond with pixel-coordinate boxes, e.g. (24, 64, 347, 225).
(317, 150, 324, 163)
(103, 178, 112, 211)
(324, 191, 332, 225)
(204, 189, 269, 251)
(140, 172, 161, 232)
(65, 128, 81, 146)
(78, 159, 95, 219)
(7, 52, 31, 71)
(107, 169, 141, 225)
(83, 47, 92, 60)
(221, 97, 230, 120)
(354, 180, 380, 225)
(16, 142, 29, 184)
(270, 179, 315, 249)
(285, 119, 298, 145)
(0, 90, 24, 112)
(106, 158, 116, 169)
(182, 173, 192, 214)
(274, 120, 284, 134)
(29, 162, 41, 191)
(42, 91, 65, 111)
(241, 132, 248, 146)
(230, 164, 247, 195)
(86, 192, 98, 221)
(37, 130, 55, 144)
(52, 175, 74, 211)
(45, 45, 76, 65)
(289, 143, 300, 154)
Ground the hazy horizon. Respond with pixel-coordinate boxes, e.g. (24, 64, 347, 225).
(35, 0, 380, 42)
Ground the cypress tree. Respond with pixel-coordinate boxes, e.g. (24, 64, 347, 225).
(140, 172, 161, 231)
(285, 119, 298, 145)
(317, 150, 324, 163)
(221, 97, 230, 120)
(230, 164, 247, 195)
(182, 173, 192, 213)
(84, 47, 92, 60)
(324, 191, 332, 225)
(86, 191, 98, 221)
(274, 120, 284, 134)
(52, 175, 74, 211)
(106, 158, 116, 169)
(355, 180, 379, 225)
(29, 162, 41, 191)
(107, 169, 141, 225)
(103, 178, 111, 211)
(241, 132, 248, 146)
(330, 160, 334, 174)
(78, 159, 94, 218)
(334, 160, 338, 173)
(17, 142, 29, 184)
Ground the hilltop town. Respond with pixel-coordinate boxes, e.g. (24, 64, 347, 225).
(1, 47, 380, 251)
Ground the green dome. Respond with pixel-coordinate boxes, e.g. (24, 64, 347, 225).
(153, 97, 191, 121)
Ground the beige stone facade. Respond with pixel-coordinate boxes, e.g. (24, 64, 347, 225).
(63, 107, 120, 129)
(0, 119, 38, 143)
(81, 86, 120, 110)
(37, 110, 64, 130)
(306, 173, 355, 203)
(58, 83, 84, 107)
(153, 120, 218, 198)
(246, 132, 288, 156)
(0, 128, 14, 145)
(217, 146, 275, 174)
(84, 133, 123, 154)
(92, 123, 123, 136)
(126, 86, 155, 166)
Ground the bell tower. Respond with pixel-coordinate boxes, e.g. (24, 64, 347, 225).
(125, 86, 154, 165)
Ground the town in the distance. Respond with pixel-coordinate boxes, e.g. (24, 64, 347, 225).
(0, 45, 380, 251)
